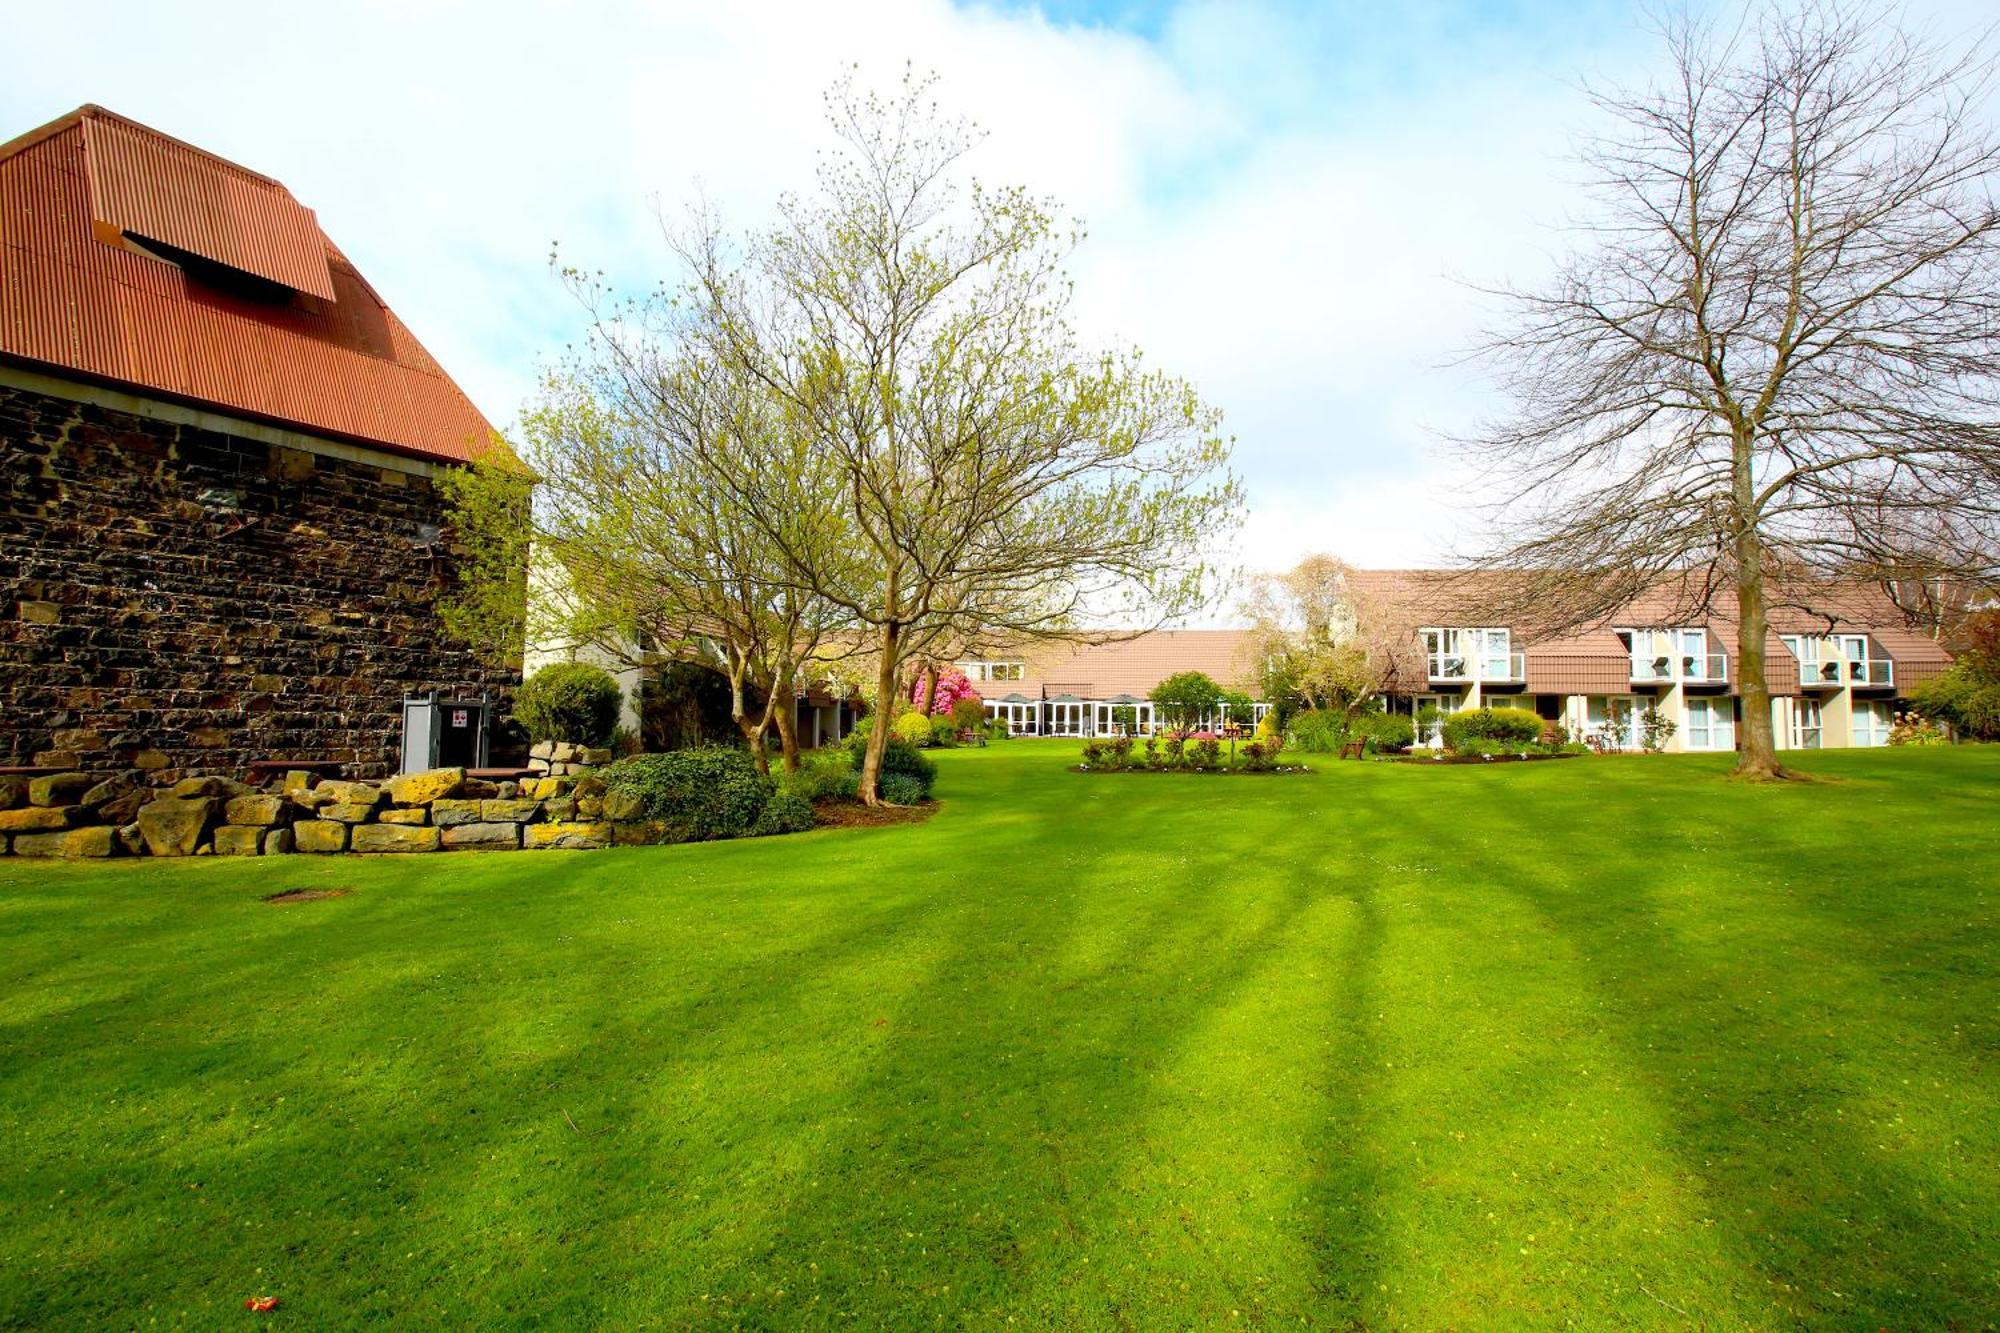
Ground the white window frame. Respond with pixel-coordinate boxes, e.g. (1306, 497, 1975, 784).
(1790, 697, 1823, 749)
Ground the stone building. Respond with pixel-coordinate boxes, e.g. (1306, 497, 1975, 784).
(0, 105, 518, 780)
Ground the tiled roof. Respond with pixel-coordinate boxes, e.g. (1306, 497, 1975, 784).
(0, 105, 501, 465)
(1008, 629, 1261, 698)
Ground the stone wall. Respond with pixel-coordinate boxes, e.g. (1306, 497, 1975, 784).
(0, 766, 650, 859)
(0, 377, 519, 780)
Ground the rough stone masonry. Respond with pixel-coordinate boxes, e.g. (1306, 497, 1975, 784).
(0, 381, 518, 780)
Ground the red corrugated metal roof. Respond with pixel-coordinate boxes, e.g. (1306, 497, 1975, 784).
(0, 106, 500, 465)
(80, 111, 335, 301)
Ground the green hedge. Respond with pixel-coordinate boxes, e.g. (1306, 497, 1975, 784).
(1442, 707, 1543, 753)
(603, 748, 808, 842)
(514, 663, 623, 746)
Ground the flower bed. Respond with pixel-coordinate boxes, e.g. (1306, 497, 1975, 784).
(1073, 733, 1311, 775)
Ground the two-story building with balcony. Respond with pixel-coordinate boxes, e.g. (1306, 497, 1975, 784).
(1351, 571, 1954, 752)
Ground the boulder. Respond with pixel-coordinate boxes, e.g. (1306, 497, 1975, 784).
(530, 740, 557, 761)
(224, 794, 291, 827)
(136, 796, 218, 857)
(383, 767, 464, 806)
(542, 796, 577, 822)
(581, 747, 614, 766)
(378, 807, 429, 826)
(322, 803, 380, 824)
(293, 820, 348, 853)
(281, 770, 317, 793)
(0, 806, 75, 833)
(95, 788, 147, 825)
(441, 822, 521, 851)
(115, 823, 146, 856)
(12, 826, 118, 858)
(80, 776, 135, 809)
(480, 798, 541, 824)
(263, 827, 295, 855)
(351, 824, 441, 853)
(519, 777, 560, 800)
(212, 825, 265, 856)
(172, 776, 249, 800)
(459, 778, 500, 799)
(601, 788, 647, 822)
(495, 781, 519, 800)
(315, 781, 382, 807)
(612, 820, 672, 846)
(0, 775, 26, 809)
(430, 799, 483, 827)
(290, 786, 336, 811)
(28, 772, 95, 807)
(524, 821, 612, 850)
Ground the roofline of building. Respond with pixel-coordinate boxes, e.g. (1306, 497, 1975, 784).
(0, 354, 512, 477)
(0, 104, 289, 189)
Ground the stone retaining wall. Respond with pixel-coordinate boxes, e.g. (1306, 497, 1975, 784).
(0, 766, 659, 859)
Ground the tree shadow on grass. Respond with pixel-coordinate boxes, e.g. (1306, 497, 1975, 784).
(1480, 823, 1998, 1326)
(644, 796, 1399, 1327)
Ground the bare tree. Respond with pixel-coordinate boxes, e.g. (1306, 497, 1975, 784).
(1461, 1, 2000, 778)
(676, 70, 1241, 802)
(1239, 555, 1405, 716)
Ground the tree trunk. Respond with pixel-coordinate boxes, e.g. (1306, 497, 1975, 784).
(919, 663, 938, 717)
(1732, 429, 1787, 780)
(859, 621, 902, 805)
(726, 659, 771, 776)
(771, 665, 801, 772)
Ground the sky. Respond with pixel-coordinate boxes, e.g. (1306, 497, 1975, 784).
(4, 0, 1991, 580)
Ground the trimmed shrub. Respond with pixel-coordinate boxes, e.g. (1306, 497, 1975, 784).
(515, 663, 622, 746)
(1151, 670, 1224, 731)
(845, 730, 939, 798)
(603, 748, 772, 842)
(1286, 709, 1349, 753)
(1081, 735, 1135, 770)
(752, 791, 816, 835)
(894, 709, 936, 747)
(984, 719, 1012, 742)
(950, 695, 986, 733)
(930, 715, 960, 747)
(1353, 711, 1415, 753)
(1441, 707, 1542, 753)
(1908, 669, 2000, 740)
(880, 772, 929, 805)
(777, 747, 860, 802)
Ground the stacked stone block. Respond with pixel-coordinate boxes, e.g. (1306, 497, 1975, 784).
(0, 766, 652, 859)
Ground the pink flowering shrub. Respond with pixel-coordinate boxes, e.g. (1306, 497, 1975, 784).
(916, 666, 983, 717)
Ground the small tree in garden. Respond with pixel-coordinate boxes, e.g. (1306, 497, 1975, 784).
(671, 71, 1240, 803)
(1241, 554, 1400, 717)
(1151, 671, 1224, 733)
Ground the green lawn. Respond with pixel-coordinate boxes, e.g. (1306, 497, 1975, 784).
(2, 745, 1996, 1328)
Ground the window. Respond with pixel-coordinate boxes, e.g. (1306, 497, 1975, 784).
(1790, 698, 1822, 749)
(1851, 699, 1891, 747)
(960, 660, 1025, 683)
(1685, 697, 1735, 751)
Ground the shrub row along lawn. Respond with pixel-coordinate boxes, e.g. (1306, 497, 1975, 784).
(2, 744, 1995, 1326)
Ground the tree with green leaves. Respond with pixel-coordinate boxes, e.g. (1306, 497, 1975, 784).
(666, 70, 1241, 802)
(1239, 554, 1397, 717)
(1150, 671, 1224, 733)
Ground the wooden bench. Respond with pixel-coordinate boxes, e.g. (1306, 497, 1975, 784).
(245, 759, 346, 787)
(1340, 740, 1366, 760)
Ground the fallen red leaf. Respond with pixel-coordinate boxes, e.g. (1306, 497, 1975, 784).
(244, 1296, 280, 1312)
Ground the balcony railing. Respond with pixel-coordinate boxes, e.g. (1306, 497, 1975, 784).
(1630, 653, 1727, 683)
(1429, 652, 1471, 681)
(1849, 657, 1894, 687)
(1685, 652, 1728, 683)
(1429, 651, 1526, 682)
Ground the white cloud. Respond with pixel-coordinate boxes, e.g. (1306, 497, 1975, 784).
(5, 0, 1985, 588)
